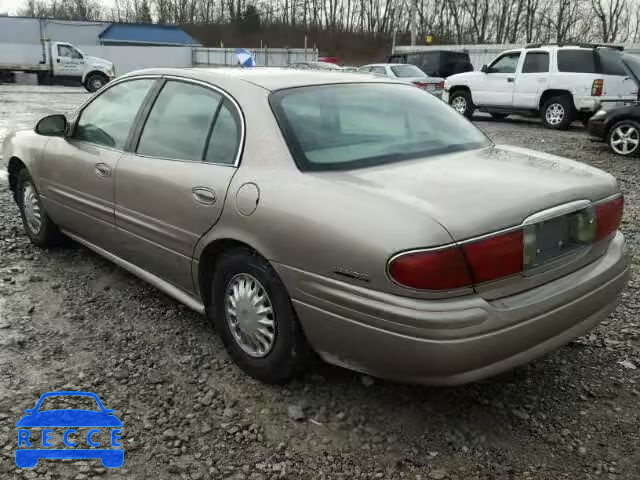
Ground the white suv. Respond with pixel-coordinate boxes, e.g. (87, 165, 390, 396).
(443, 44, 638, 129)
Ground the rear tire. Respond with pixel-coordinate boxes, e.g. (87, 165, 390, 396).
(211, 247, 311, 383)
(607, 120, 640, 157)
(16, 169, 64, 248)
(541, 96, 574, 130)
(449, 90, 474, 118)
(490, 113, 509, 120)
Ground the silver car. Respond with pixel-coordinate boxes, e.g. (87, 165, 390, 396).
(3, 68, 629, 385)
(358, 63, 445, 98)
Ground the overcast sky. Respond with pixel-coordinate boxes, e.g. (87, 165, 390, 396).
(0, 0, 19, 14)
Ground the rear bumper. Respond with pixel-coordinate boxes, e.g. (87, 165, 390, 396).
(275, 232, 629, 385)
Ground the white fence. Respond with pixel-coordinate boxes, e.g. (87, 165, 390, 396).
(393, 44, 640, 70)
(192, 47, 317, 67)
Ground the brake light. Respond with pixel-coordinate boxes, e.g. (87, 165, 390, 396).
(461, 230, 524, 284)
(388, 247, 473, 290)
(413, 81, 428, 88)
(434, 82, 445, 89)
(592, 79, 604, 97)
(595, 195, 623, 240)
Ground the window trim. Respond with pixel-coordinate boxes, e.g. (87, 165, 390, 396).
(69, 75, 161, 153)
(131, 75, 245, 168)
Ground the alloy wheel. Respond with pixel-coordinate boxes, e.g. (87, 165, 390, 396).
(451, 96, 467, 114)
(610, 125, 640, 155)
(23, 183, 42, 234)
(225, 273, 276, 358)
(545, 103, 565, 126)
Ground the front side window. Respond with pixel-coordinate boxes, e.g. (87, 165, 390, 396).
(270, 83, 491, 171)
(522, 52, 549, 73)
(58, 44, 82, 59)
(391, 65, 426, 78)
(74, 79, 155, 149)
(490, 53, 521, 74)
(137, 81, 222, 161)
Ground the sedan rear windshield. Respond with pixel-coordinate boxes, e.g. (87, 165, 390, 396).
(390, 65, 425, 77)
(270, 83, 491, 171)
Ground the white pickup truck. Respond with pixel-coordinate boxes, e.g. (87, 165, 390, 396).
(444, 44, 639, 129)
(0, 40, 115, 92)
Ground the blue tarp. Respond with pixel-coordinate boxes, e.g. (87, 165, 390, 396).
(99, 23, 197, 45)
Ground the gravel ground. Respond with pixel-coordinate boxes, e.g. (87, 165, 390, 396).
(0, 85, 639, 480)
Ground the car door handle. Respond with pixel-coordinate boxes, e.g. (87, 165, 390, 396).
(192, 187, 216, 205)
(507, 77, 515, 83)
(94, 163, 112, 178)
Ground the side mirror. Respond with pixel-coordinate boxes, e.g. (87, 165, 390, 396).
(481, 64, 489, 73)
(35, 114, 67, 136)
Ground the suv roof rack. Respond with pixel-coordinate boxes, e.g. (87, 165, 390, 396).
(525, 43, 624, 51)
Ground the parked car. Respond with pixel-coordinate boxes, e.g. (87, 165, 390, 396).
(318, 56, 341, 65)
(358, 63, 444, 98)
(444, 43, 639, 129)
(389, 50, 473, 78)
(287, 61, 342, 71)
(4, 68, 629, 386)
(588, 53, 640, 156)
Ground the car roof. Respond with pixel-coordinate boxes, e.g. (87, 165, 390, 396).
(121, 67, 398, 91)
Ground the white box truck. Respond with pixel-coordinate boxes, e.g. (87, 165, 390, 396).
(0, 17, 115, 92)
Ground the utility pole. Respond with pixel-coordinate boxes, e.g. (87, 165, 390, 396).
(410, 0, 417, 46)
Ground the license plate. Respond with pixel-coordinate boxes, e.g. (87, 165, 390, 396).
(523, 208, 595, 270)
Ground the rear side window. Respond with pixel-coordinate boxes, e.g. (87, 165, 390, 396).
(522, 52, 549, 73)
(557, 50, 597, 73)
(598, 51, 627, 75)
(137, 81, 221, 161)
(204, 100, 241, 165)
(370, 66, 387, 75)
(409, 52, 439, 75)
(391, 65, 425, 78)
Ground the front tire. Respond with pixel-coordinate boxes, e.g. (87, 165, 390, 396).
(211, 248, 311, 383)
(607, 120, 640, 156)
(85, 73, 108, 92)
(449, 90, 474, 118)
(541, 96, 574, 130)
(17, 169, 64, 248)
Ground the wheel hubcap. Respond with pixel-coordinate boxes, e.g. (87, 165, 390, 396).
(91, 79, 104, 90)
(545, 103, 565, 125)
(225, 273, 276, 358)
(611, 126, 640, 155)
(451, 96, 467, 114)
(23, 184, 42, 234)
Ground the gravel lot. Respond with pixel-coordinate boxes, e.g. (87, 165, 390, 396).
(1, 85, 639, 480)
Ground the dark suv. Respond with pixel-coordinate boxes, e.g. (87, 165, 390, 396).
(389, 50, 473, 78)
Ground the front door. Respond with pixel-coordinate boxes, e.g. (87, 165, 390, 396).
(513, 51, 550, 109)
(52, 43, 86, 78)
(475, 52, 521, 107)
(113, 79, 243, 292)
(38, 78, 157, 249)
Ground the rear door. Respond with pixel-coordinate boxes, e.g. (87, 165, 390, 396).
(113, 78, 243, 292)
(513, 51, 550, 108)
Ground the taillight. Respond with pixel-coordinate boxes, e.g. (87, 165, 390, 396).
(388, 247, 473, 290)
(413, 81, 428, 88)
(461, 230, 524, 284)
(592, 79, 604, 96)
(595, 195, 623, 240)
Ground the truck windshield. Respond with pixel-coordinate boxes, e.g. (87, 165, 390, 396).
(270, 83, 491, 171)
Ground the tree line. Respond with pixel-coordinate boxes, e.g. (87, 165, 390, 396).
(18, 0, 640, 44)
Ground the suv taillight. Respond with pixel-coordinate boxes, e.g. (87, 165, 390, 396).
(592, 79, 604, 96)
(388, 196, 623, 291)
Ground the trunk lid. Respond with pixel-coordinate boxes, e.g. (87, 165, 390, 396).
(323, 145, 619, 297)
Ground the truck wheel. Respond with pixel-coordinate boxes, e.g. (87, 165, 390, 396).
(85, 73, 108, 93)
(449, 90, 474, 118)
(541, 96, 574, 130)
